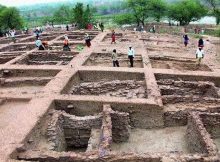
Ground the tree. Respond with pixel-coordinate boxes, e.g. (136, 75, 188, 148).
(53, 5, 71, 24)
(84, 5, 92, 27)
(127, 0, 152, 26)
(73, 3, 94, 29)
(73, 3, 84, 28)
(149, 0, 167, 22)
(168, 0, 207, 26)
(0, 7, 23, 30)
(114, 13, 136, 25)
(204, 0, 220, 25)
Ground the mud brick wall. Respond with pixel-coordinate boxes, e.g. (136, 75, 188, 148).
(186, 113, 217, 155)
(47, 111, 66, 152)
(99, 105, 112, 157)
(111, 103, 164, 128)
(62, 112, 102, 148)
(111, 111, 130, 142)
(164, 110, 188, 127)
(200, 113, 220, 138)
(18, 150, 162, 162)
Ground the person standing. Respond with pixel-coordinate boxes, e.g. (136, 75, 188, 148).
(99, 22, 104, 32)
(128, 46, 135, 67)
(66, 24, 69, 31)
(195, 46, 204, 66)
(112, 49, 119, 67)
(10, 30, 16, 43)
(183, 34, 189, 47)
(111, 30, 116, 44)
(85, 33, 91, 48)
(198, 37, 204, 48)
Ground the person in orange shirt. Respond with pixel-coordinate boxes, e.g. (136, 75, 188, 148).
(63, 35, 71, 51)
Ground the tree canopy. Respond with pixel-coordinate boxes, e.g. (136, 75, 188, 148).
(0, 6, 23, 31)
(73, 3, 94, 29)
(168, 0, 207, 26)
(203, 0, 220, 25)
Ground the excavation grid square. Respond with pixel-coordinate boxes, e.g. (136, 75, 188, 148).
(15, 51, 79, 65)
(0, 69, 59, 94)
(63, 71, 147, 99)
(111, 126, 189, 154)
(50, 42, 85, 51)
(155, 74, 220, 107)
(0, 44, 36, 52)
(84, 52, 143, 68)
(0, 52, 25, 64)
(150, 56, 212, 71)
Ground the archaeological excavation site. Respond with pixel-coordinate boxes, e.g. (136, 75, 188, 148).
(0, 28, 220, 162)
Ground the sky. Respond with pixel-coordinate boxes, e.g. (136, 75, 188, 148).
(0, 0, 66, 7)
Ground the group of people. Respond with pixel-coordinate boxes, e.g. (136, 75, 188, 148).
(183, 34, 205, 65)
(111, 46, 135, 67)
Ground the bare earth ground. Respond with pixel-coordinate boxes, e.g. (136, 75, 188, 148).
(0, 27, 219, 161)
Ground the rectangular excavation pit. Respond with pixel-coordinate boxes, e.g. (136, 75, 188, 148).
(0, 69, 60, 94)
(102, 33, 133, 42)
(57, 35, 96, 41)
(0, 98, 30, 129)
(12, 102, 102, 156)
(20, 35, 57, 43)
(155, 73, 220, 108)
(14, 51, 79, 65)
(0, 43, 36, 52)
(150, 56, 212, 71)
(83, 52, 143, 68)
(0, 52, 25, 64)
(200, 113, 220, 152)
(0, 37, 15, 44)
(12, 101, 164, 161)
(111, 126, 189, 154)
(62, 71, 148, 99)
(0, 35, 32, 44)
(50, 42, 85, 51)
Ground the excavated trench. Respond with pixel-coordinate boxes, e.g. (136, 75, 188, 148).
(63, 71, 147, 99)
(156, 77, 220, 105)
(0, 52, 25, 64)
(0, 44, 36, 52)
(150, 56, 212, 71)
(84, 52, 143, 68)
(0, 69, 59, 94)
(15, 51, 79, 65)
(12, 102, 214, 161)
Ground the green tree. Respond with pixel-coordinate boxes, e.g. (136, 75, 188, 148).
(114, 13, 136, 25)
(0, 7, 23, 30)
(73, 3, 94, 29)
(149, 0, 167, 22)
(127, 0, 151, 26)
(53, 5, 71, 24)
(73, 3, 84, 28)
(168, 0, 207, 26)
(203, 0, 220, 25)
(84, 5, 92, 27)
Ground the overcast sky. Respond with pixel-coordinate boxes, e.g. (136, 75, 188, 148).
(0, 0, 65, 7)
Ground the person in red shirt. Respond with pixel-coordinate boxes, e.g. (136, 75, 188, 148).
(111, 30, 116, 44)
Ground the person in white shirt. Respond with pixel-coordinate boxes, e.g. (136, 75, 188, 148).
(10, 30, 16, 43)
(128, 46, 135, 67)
(196, 46, 204, 65)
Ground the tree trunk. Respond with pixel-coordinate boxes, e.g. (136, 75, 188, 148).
(216, 16, 220, 25)
(141, 21, 144, 26)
